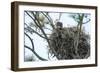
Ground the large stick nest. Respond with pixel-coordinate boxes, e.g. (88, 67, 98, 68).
(49, 27, 90, 60)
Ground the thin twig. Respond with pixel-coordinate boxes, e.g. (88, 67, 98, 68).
(25, 45, 47, 61)
(25, 23, 52, 40)
(41, 12, 55, 29)
(25, 32, 47, 61)
(82, 19, 90, 24)
(26, 11, 58, 59)
(58, 13, 62, 20)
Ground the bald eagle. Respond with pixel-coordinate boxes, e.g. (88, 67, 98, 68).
(56, 22, 63, 29)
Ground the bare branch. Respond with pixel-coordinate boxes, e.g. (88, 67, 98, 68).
(25, 32, 34, 49)
(25, 23, 52, 40)
(44, 27, 52, 31)
(82, 19, 91, 24)
(25, 11, 58, 59)
(41, 12, 55, 29)
(25, 11, 39, 27)
(25, 45, 47, 61)
(24, 32, 47, 61)
(58, 13, 62, 20)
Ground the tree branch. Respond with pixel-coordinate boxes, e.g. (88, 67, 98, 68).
(25, 32, 34, 49)
(24, 45, 47, 61)
(41, 12, 55, 29)
(44, 27, 52, 31)
(25, 11, 39, 27)
(24, 32, 47, 61)
(58, 13, 62, 20)
(25, 11, 58, 59)
(82, 19, 90, 24)
(25, 23, 52, 40)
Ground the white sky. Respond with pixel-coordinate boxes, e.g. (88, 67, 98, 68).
(24, 12, 91, 61)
